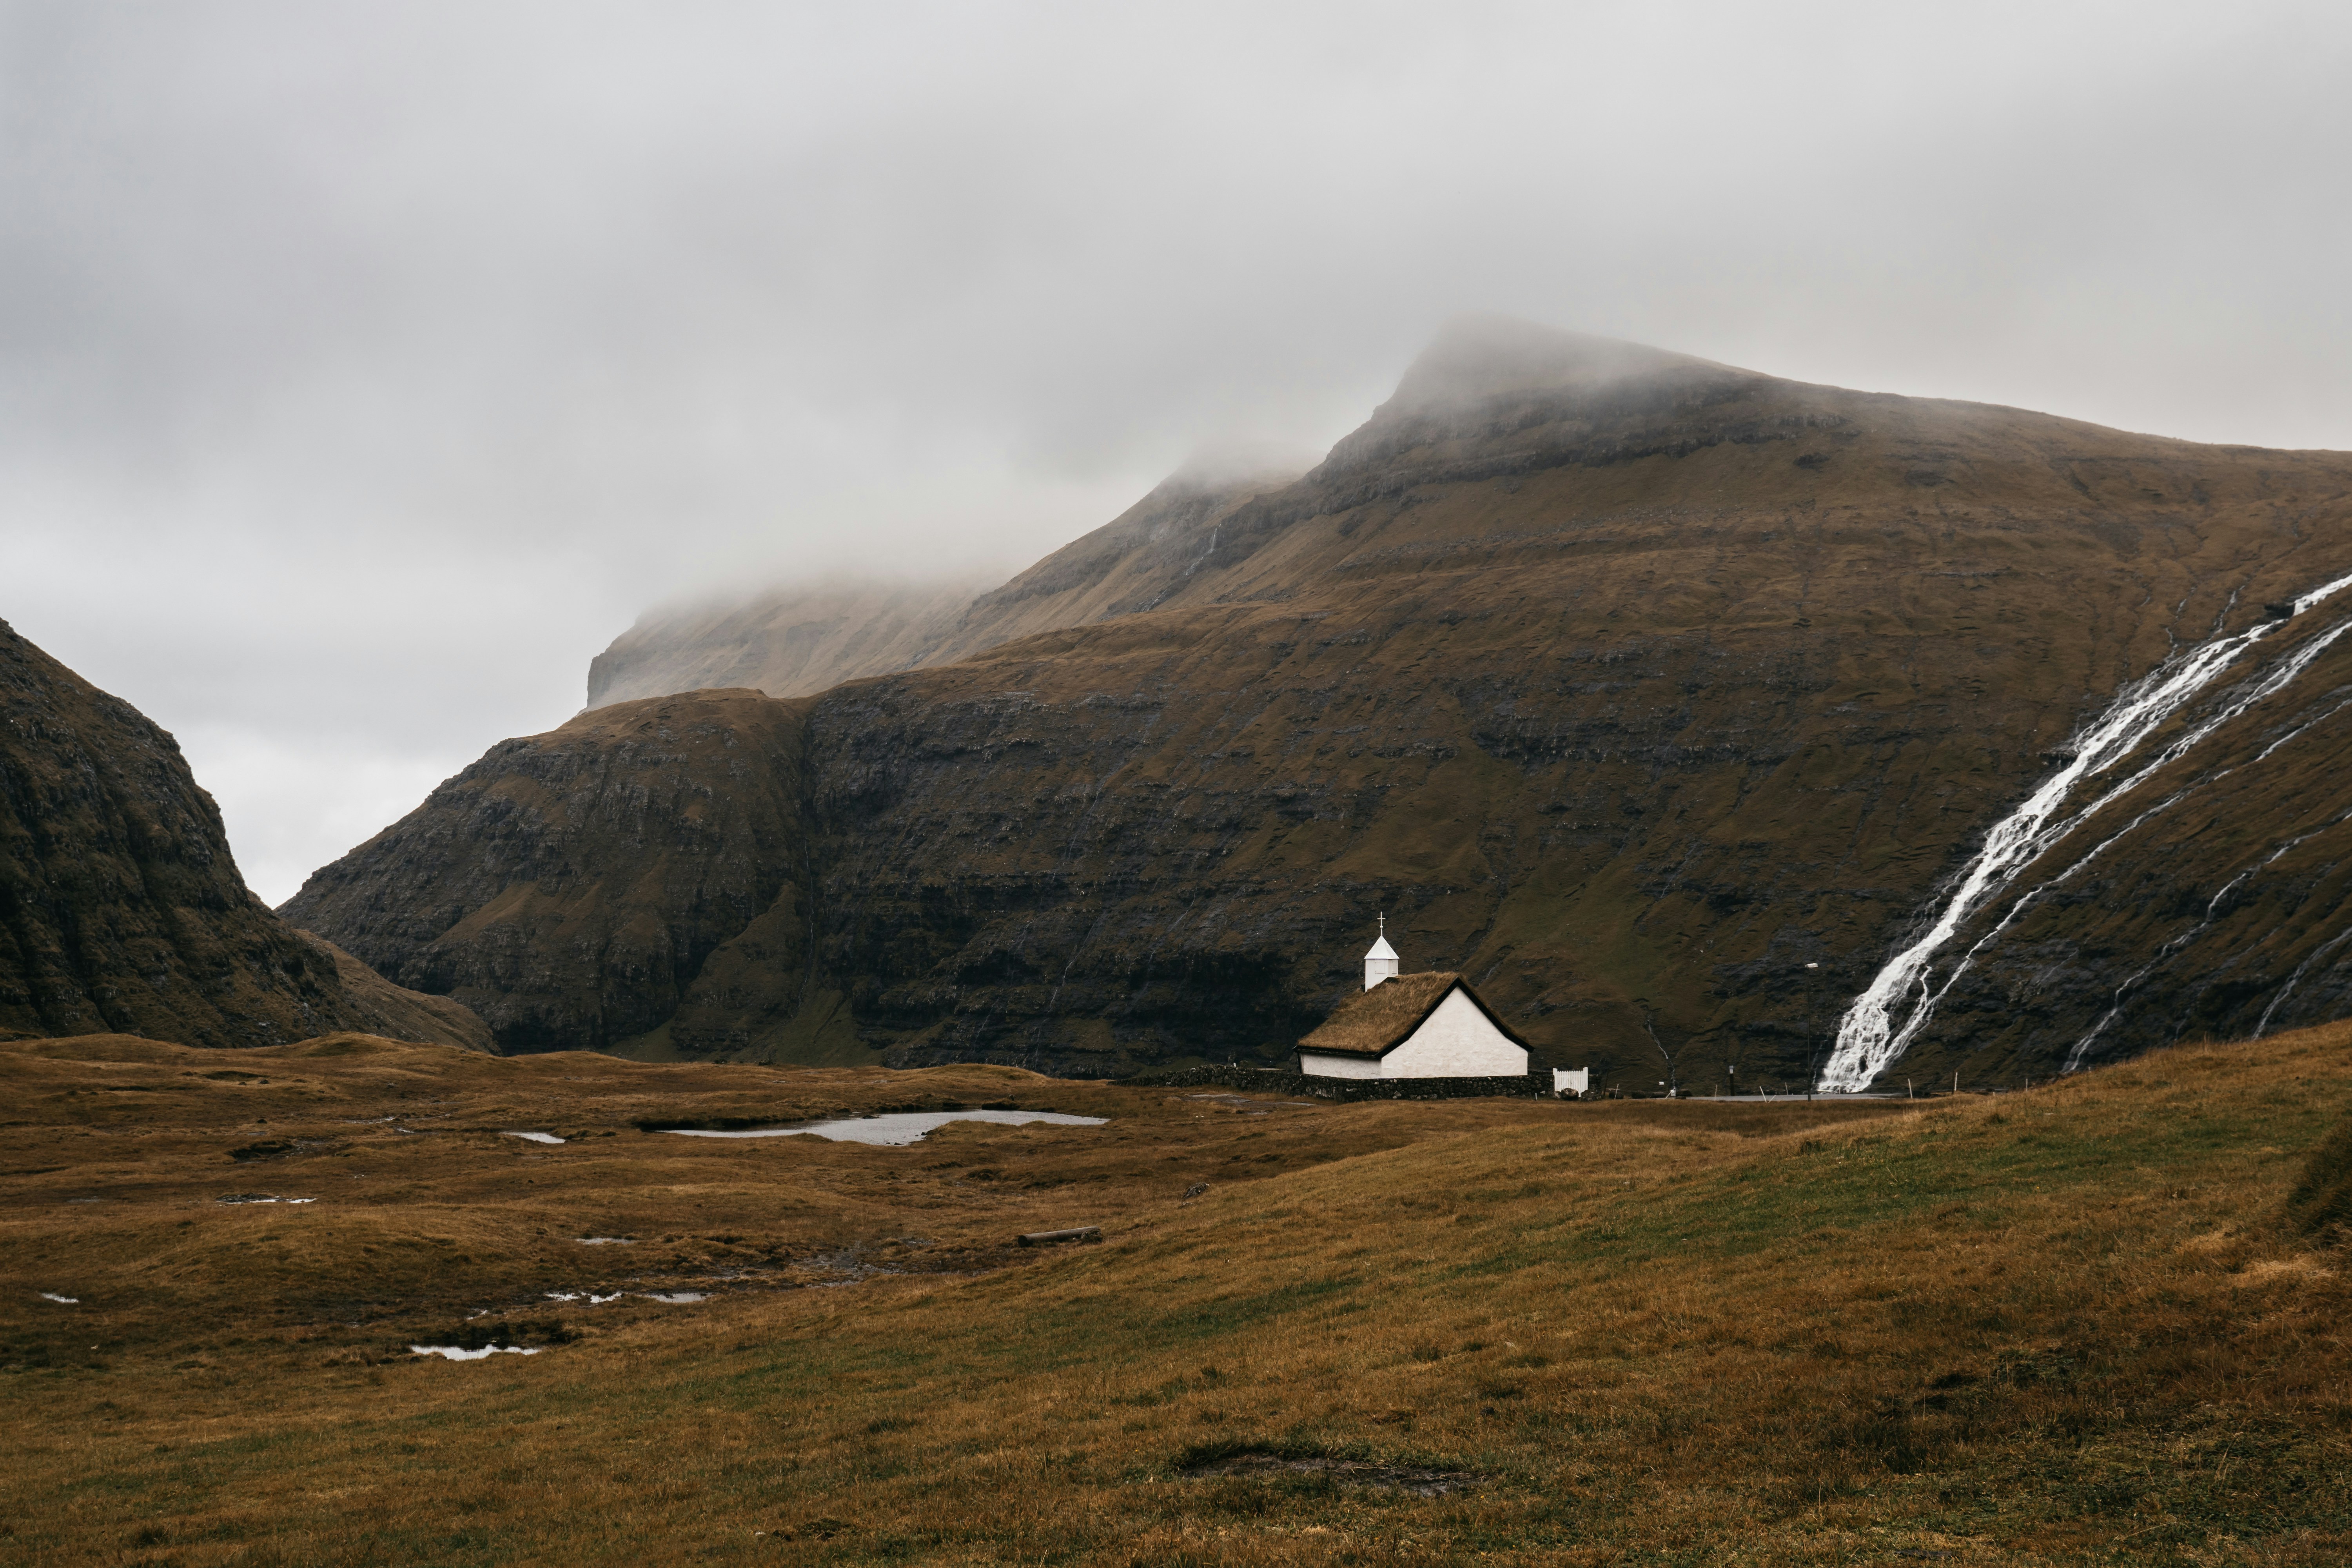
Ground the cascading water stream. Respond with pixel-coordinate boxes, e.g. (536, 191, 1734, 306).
(1816, 567, 2352, 1092)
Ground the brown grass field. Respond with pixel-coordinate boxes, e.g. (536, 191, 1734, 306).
(2, 1024, 2348, 1566)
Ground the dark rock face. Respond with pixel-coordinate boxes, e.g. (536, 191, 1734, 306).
(0, 619, 488, 1050)
(282, 322, 2352, 1085)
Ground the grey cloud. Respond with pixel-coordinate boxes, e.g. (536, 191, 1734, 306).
(4, 0, 2348, 900)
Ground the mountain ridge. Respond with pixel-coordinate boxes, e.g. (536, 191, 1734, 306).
(285, 318, 2352, 1088)
(583, 463, 1306, 711)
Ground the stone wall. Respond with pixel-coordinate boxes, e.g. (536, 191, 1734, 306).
(1122, 1064, 1548, 1101)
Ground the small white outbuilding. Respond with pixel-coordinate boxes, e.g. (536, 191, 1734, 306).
(1296, 923, 1530, 1080)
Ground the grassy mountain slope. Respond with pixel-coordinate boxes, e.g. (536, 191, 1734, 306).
(582, 466, 1301, 711)
(0, 618, 488, 1051)
(3, 1024, 2348, 1563)
(286, 319, 2352, 1083)
(585, 579, 987, 709)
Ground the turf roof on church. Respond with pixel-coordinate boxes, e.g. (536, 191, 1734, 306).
(1297, 971, 1531, 1058)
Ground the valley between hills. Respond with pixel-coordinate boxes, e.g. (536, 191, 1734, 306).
(9, 315, 2352, 1565)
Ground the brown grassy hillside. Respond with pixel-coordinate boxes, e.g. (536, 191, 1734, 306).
(583, 465, 1302, 711)
(3, 1024, 2348, 1564)
(585, 579, 988, 709)
(0, 618, 489, 1051)
(286, 319, 2352, 1084)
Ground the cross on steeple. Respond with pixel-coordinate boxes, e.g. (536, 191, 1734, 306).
(1363, 913, 1399, 990)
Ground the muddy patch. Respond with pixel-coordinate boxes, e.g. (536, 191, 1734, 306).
(217, 1194, 316, 1205)
(1181, 1448, 1488, 1496)
(1183, 1094, 1317, 1116)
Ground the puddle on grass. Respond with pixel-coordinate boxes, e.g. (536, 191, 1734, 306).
(544, 1292, 623, 1304)
(39, 1292, 78, 1304)
(642, 1292, 707, 1303)
(666, 1110, 1107, 1146)
(1183, 1452, 1488, 1496)
(576, 1236, 634, 1245)
(503, 1131, 565, 1145)
(217, 1194, 316, 1205)
(411, 1344, 543, 1361)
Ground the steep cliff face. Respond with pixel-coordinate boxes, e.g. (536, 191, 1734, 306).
(284, 319, 2352, 1084)
(0, 619, 489, 1050)
(581, 467, 1303, 710)
(1847, 596, 2352, 1088)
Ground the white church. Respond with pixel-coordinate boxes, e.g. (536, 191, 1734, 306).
(1296, 918, 1532, 1080)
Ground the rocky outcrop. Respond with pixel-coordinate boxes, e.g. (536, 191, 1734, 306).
(0, 619, 490, 1050)
(285, 319, 2352, 1085)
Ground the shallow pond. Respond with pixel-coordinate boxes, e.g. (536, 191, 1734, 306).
(503, 1131, 565, 1145)
(410, 1344, 543, 1361)
(665, 1109, 1107, 1146)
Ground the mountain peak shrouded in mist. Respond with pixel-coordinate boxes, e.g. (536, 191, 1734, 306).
(290, 325, 2352, 1085)
(583, 457, 1310, 710)
(1382, 315, 1754, 417)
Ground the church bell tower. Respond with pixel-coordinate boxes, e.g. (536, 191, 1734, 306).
(1363, 913, 1399, 990)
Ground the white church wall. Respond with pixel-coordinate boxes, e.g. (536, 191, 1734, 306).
(1382, 989, 1527, 1078)
(1298, 1050, 1383, 1079)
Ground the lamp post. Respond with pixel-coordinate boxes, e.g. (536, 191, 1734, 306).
(1800, 962, 1822, 1102)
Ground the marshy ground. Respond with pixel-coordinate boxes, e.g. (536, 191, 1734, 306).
(3, 1027, 2348, 1565)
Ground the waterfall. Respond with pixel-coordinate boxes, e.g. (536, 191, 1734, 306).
(1816, 567, 2352, 1092)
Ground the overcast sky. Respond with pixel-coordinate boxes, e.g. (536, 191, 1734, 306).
(5, 0, 2350, 905)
